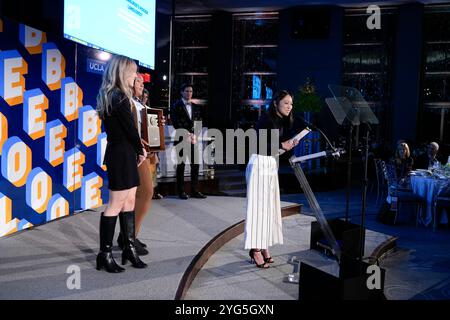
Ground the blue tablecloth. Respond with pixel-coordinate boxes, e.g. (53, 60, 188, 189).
(411, 174, 449, 226)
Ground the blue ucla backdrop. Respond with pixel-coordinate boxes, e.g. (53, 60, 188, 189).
(0, 17, 109, 238)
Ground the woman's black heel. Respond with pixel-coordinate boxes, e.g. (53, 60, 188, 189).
(262, 250, 274, 263)
(249, 249, 269, 269)
(248, 249, 255, 264)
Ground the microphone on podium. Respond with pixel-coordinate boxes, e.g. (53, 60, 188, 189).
(296, 114, 337, 153)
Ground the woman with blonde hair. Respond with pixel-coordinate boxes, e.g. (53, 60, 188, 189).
(392, 142, 414, 187)
(96, 55, 148, 273)
(117, 74, 165, 255)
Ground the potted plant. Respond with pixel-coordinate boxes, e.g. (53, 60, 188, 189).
(292, 78, 324, 162)
(293, 77, 323, 115)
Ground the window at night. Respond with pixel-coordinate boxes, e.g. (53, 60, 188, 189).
(342, 8, 396, 143)
(422, 6, 450, 144)
(232, 13, 279, 130)
(171, 15, 211, 108)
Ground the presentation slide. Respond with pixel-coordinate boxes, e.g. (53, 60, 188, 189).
(64, 0, 156, 69)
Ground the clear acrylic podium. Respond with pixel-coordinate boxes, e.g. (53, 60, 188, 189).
(287, 86, 385, 300)
(326, 85, 379, 261)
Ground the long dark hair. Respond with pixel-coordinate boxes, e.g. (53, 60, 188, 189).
(268, 90, 294, 129)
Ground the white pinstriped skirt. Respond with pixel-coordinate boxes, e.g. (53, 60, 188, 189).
(244, 154, 283, 250)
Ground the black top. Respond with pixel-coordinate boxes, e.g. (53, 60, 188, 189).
(255, 112, 296, 158)
(102, 89, 143, 156)
(101, 89, 144, 191)
(390, 157, 414, 181)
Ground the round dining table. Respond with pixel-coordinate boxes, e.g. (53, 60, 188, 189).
(410, 172, 450, 227)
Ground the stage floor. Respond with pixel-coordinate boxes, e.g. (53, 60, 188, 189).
(186, 213, 393, 300)
(2, 192, 447, 300)
(0, 196, 299, 300)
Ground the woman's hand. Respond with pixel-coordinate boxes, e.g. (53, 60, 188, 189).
(138, 155, 146, 167)
(141, 139, 150, 148)
(138, 148, 147, 167)
(281, 139, 299, 151)
(191, 134, 197, 145)
(187, 133, 197, 145)
(161, 115, 166, 126)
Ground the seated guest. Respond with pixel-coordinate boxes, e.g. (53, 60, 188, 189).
(390, 142, 414, 187)
(415, 142, 443, 169)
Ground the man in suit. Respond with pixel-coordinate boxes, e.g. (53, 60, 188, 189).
(170, 84, 207, 200)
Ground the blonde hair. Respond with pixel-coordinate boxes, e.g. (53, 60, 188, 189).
(396, 142, 410, 159)
(96, 55, 136, 119)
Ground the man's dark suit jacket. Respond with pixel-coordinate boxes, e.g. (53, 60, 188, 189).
(415, 153, 444, 169)
(170, 99, 205, 144)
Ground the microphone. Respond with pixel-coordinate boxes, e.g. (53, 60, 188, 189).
(297, 114, 337, 153)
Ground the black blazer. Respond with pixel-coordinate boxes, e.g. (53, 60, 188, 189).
(102, 90, 143, 180)
(103, 90, 143, 156)
(415, 153, 444, 170)
(100, 89, 144, 190)
(170, 99, 205, 133)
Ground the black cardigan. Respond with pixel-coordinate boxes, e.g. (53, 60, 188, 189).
(255, 112, 296, 158)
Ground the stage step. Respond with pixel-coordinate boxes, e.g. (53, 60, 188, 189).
(156, 169, 247, 196)
(219, 180, 247, 191)
(216, 170, 246, 195)
(215, 170, 245, 180)
(220, 189, 247, 197)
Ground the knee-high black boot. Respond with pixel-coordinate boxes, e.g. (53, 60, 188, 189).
(117, 212, 124, 250)
(117, 212, 148, 255)
(119, 211, 148, 269)
(96, 214, 125, 273)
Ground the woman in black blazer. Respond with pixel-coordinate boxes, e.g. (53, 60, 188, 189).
(95, 55, 148, 273)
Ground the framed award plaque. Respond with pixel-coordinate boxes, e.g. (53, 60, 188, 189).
(140, 107, 166, 153)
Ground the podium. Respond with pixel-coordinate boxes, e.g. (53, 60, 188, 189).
(289, 85, 384, 300)
(327, 85, 379, 260)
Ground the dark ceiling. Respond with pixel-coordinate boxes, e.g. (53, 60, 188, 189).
(170, 0, 450, 14)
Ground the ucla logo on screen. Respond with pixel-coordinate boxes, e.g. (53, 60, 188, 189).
(87, 58, 106, 75)
(0, 21, 108, 238)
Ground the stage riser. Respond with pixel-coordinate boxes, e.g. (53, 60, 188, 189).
(157, 178, 220, 196)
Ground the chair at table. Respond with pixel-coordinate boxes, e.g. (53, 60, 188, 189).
(382, 161, 423, 225)
(374, 158, 388, 206)
(434, 184, 450, 231)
